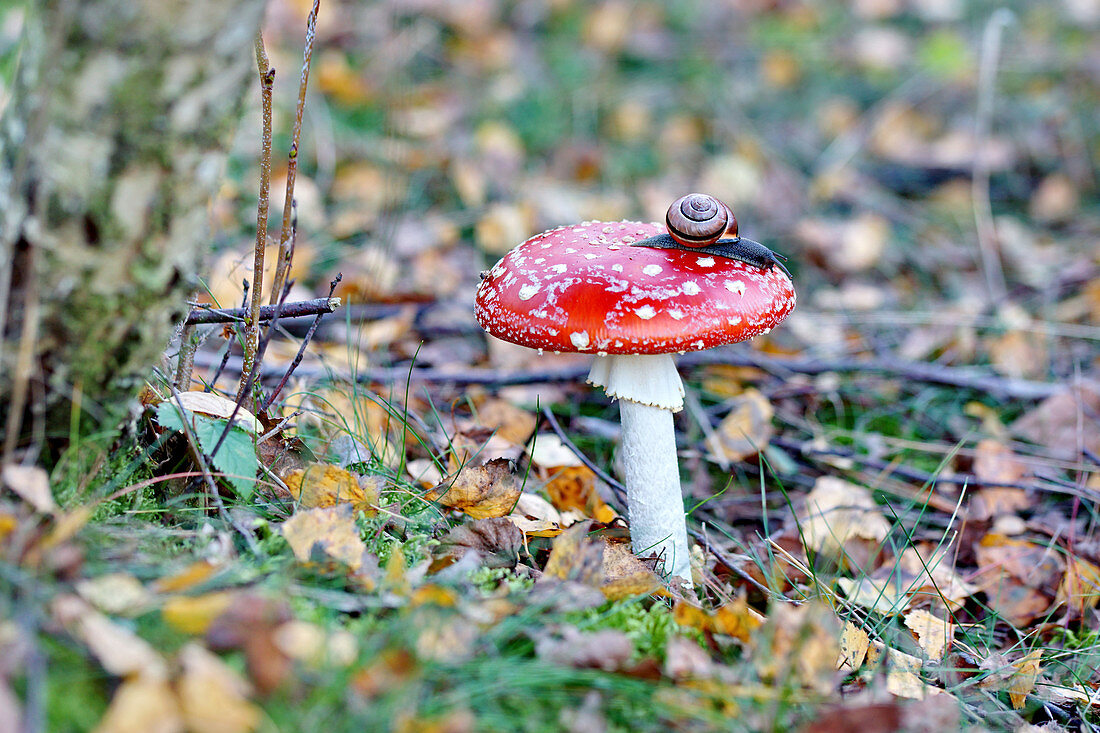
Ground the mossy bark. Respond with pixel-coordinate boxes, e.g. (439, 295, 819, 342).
(0, 0, 265, 458)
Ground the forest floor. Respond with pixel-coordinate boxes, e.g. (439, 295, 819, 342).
(4, 0, 1100, 731)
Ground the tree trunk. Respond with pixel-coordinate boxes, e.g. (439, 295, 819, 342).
(0, 0, 266, 461)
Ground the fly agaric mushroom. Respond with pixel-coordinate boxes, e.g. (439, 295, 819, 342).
(474, 206, 795, 581)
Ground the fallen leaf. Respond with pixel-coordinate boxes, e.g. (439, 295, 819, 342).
(673, 596, 764, 643)
(1056, 554, 1100, 618)
(177, 643, 260, 733)
(283, 463, 379, 515)
(837, 621, 870, 672)
(474, 399, 536, 445)
(94, 677, 183, 733)
(52, 595, 167, 680)
(796, 701, 902, 733)
(151, 561, 221, 594)
(431, 517, 524, 571)
(2, 463, 55, 513)
(975, 534, 1061, 625)
(425, 458, 521, 519)
(77, 574, 150, 616)
(535, 626, 634, 671)
(798, 476, 889, 572)
(751, 602, 839, 695)
(162, 592, 237, 635)
(664, 635, 718, 680)
(351, 648, 418, 700)
(281, 504, 368, 571)
(541, 522, 604, 586)
(903, 609, 952, 662)
(707, 388, 774, 463)
(544, 465, 618, 524)
(1011, 381, 1100, 460)
(979, 649, 1043, 710)
(165, 392, 260, 433)
(600, 541, 660, 600)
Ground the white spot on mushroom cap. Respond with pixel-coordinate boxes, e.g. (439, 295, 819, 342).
(551, 264, 567, 274)
(724, 279, 746, 296)
(634, 305, 657, 320)
(570, 331, 590, 349)
(611, 264, 623, 272)
(682, 281, 701, 296)
(696, 257, 715, 267)
(642, 264, 662, 276)
(518, 283, 540, 300)
(669, 309, 684, 320)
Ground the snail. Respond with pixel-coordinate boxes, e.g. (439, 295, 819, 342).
(633, 193, 791, 278)
(665, 193, 737, 247)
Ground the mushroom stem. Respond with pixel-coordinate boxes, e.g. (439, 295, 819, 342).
(618, 398, 691, 580)
(588, 353, 691, 581)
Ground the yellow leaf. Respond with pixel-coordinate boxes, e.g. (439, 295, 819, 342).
(903, 609, 953, 662)
(1007, 650, 1043, 710)
(2, 463, 55, 513)
(152, 561, 220, 594)
(799, 476, 889, 571)
(837, 621, 870, 672)
(53, 596, 167, 680)
(1056, 555, 1100, 617)
(284, 463, 379, 515)
(707, 388, 774, 463)
(162, 592, 237, 635)
(425, 458, 521, 519)
(600, 541, 660, 600)
(177, 644, 260, 733)
(94, 677, 183, 733)
(281, 505, 366, 571)
(544, 465, 618, 524)
(673, 597, 763, 642)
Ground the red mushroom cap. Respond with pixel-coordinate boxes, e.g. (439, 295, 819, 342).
(475, 220, 795, 355)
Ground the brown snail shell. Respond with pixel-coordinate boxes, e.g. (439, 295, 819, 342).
(665, 193, 738, 247)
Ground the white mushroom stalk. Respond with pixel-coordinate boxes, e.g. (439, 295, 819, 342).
(588, 353, 690, 580)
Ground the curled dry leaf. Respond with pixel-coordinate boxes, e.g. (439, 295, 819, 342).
(425, 457, 521, 519)
(431, 516, 524, 571)
(751, 602, 840, 696)
(544, 465, 618, 524)
(507, 492, 564, 537)
(798, 476, 889, 572)
(283, 463, 379, 515)
(707, 388, 775, 463)
(281, 504, 368, 572)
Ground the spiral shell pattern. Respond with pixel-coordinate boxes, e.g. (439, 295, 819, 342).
(665, 194, 737, 247)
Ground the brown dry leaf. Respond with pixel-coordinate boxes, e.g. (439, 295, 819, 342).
(600, 541, 660, 600)
(798, 476, 889, 572)
(2, 463, 55, 513)
(1030, 173, 1079, 223)
(352, 648, 418, 700)
(1011, 381, 1100, 460)
(751, 602, 839, 695)
(431, 517, 524, 571)
(205, 594, 294, 696)
(474, 399, 536, 445)
(53, 595, 167, 680)
(177, 643, 260, 733)
(881, 646, 939, 700)
(542, 522, 605, 586)
(94, 677, 183, 733)
(283, 463, 379, 515)
(535, 626, 634, 671)
(975, 534, 1061, 624)
(544, 465, 619, 524)
(507, 492, 564, 537)
(972, 438, 1029, 483)
(162, 592, 237, 635)
(903, 609, 953, 662)
(707, 388, 774, 463)
(673, 596, 764, 642)
(793, 214, 889, 273)
(837, 621, 870, 672)
(894, 544, 978, 611)
(425, 458, 521, 519)
(1056, 554, 1100, 618)
(837, 575, 910, 615)
(281, 504, 367, 571)
(151, 561, 220, 594)
(988, 330, 1049, 380)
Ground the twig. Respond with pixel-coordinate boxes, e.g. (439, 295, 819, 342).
(239, 35, 276, 402)
(185, 297, 340, 326)
(261, 275, 341, 411)
(174, 324, 199, 390)
(972, 8, 1015, 305)
(539, 405, 627, 507)
(200, 350, 1064, 402)
(269, 0, 320, 304)
(206, 280, 250, 392)
(687, 527, 776, 598)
